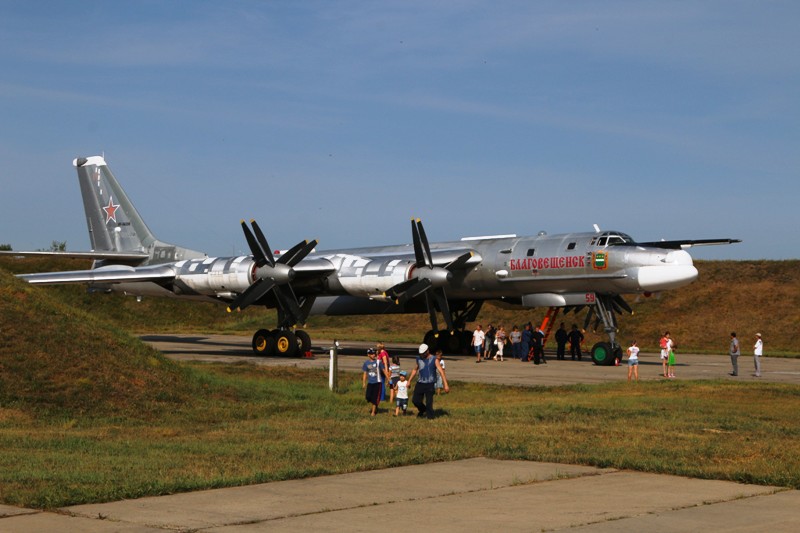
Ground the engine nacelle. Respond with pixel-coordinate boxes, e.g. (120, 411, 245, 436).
(324, 253, 414, 298)
(173, 256, 255, 296)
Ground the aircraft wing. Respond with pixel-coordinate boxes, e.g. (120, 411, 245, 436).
(632, 238, 742, 250)
(19, 264, 176, 285)
(0, 250, 150, 263)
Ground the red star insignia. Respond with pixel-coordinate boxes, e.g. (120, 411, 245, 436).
(103, 197, 120, 224)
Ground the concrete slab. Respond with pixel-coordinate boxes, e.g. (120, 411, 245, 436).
(62, 459, 605, 530)
(0, 505, 38, 518)
(205, 469, 779, 532)
(3, 460, 796, 532)
(570, 488, 800, 532)
(0, 511, 163, 532)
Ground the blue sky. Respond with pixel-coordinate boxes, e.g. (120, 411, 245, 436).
(1, 1, 797, 259)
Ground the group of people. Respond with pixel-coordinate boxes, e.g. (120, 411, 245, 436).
(623, 331, 765, 382)
(729, 331, 763, 377)
(471, 322, 585, 364)
(363, 330, 766, 414)
(362, 342, 448, 418)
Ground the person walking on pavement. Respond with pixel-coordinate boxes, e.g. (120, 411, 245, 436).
(409, 343, 449, 419)
(473, 325, 485, 363)
(753, 333, 763, 377)
(729, 332, 740, 376)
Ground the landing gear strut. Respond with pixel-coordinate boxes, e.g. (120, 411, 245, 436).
(586, 294, 628, 366)
(422, 301, 483, 354)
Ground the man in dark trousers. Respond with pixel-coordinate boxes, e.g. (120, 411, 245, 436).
(568, 324, 584, 361)
(554, 322, 568, 360)
(521, 323, 533, 362)
(532, 326, 546, 364)
(409, 343, 449, 419)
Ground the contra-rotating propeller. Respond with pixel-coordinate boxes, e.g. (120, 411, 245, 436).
(385, 219, 472, 335)
(227, 219, 317, 325)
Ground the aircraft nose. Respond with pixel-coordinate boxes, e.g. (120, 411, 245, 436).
(634, 250, 698, 291)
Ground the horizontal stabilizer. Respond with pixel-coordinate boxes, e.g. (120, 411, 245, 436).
(0, 250, 150, 263)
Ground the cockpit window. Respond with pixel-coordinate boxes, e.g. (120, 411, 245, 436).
(595, 231, 634, 247)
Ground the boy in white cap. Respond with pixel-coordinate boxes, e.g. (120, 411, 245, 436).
(408, 343, 449, 419)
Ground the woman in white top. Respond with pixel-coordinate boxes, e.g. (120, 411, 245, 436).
(627, 341, 640, 382)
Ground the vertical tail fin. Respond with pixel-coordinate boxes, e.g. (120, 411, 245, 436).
(74, 156, 156, 253)
(73, 156, 205, 263)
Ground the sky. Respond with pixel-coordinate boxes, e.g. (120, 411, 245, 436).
(0, 1, 797, 260)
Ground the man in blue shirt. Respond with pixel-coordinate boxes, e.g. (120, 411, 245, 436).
(408, 343, 449, 419)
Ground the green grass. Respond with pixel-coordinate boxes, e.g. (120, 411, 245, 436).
(1, 363, 799, 509)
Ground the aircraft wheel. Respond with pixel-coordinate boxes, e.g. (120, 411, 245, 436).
(423, 330, 438, 351)
(438, 330, 461, 354)
(274, 330, 298, 357)
(295, 330, 312, 356)
(252, 329, 276, 356)
(591, 342, 615, 366)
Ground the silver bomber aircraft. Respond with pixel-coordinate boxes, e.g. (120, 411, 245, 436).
(6, 156, 740, 364)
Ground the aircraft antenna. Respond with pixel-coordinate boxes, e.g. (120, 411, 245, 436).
(593, 224, 601, 233)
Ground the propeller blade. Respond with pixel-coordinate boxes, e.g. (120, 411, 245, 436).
(274, 284, 303, 323)
(241, 220, 269, 267)
(415, 219, 434, 268)
(583, 308, 594, 330)
(386, 278, 417, 300)
(445, 251, 473, 271)
(395, 278, 432, 305)
(250, 220, 276, 267)
(410, 218, 426, 266)
(280, 239, 317, 267)
(432, 288, 455, 333)
(613, 294, 633, 314)
(424, 291, 439, 334)
(227, 278, 276, 312)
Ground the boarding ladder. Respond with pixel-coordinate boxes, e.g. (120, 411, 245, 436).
(539, 307, 561, 347)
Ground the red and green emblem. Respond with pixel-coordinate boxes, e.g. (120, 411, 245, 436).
(592, 252, 608, 270)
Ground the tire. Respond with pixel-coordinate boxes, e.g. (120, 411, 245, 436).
(423, 330, 438, 352)
(252, 329, 276, 356)
(591, 342, 615, 366)
(295, 330, 312, 356)
(438, 330, 462, 354)
(274, 330, 298, 357)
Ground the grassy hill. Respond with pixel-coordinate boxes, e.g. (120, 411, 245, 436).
(1, 257, 798, 355)
(0, 267, 197, 416)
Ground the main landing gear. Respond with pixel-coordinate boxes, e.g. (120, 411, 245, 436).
(252, 328, 312, 357)
(583, 294, 629, 366)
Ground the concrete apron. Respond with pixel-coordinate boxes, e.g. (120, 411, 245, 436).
(2, 458, 797, 532)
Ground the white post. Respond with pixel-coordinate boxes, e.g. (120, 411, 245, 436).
(329, 340, 339, 391)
